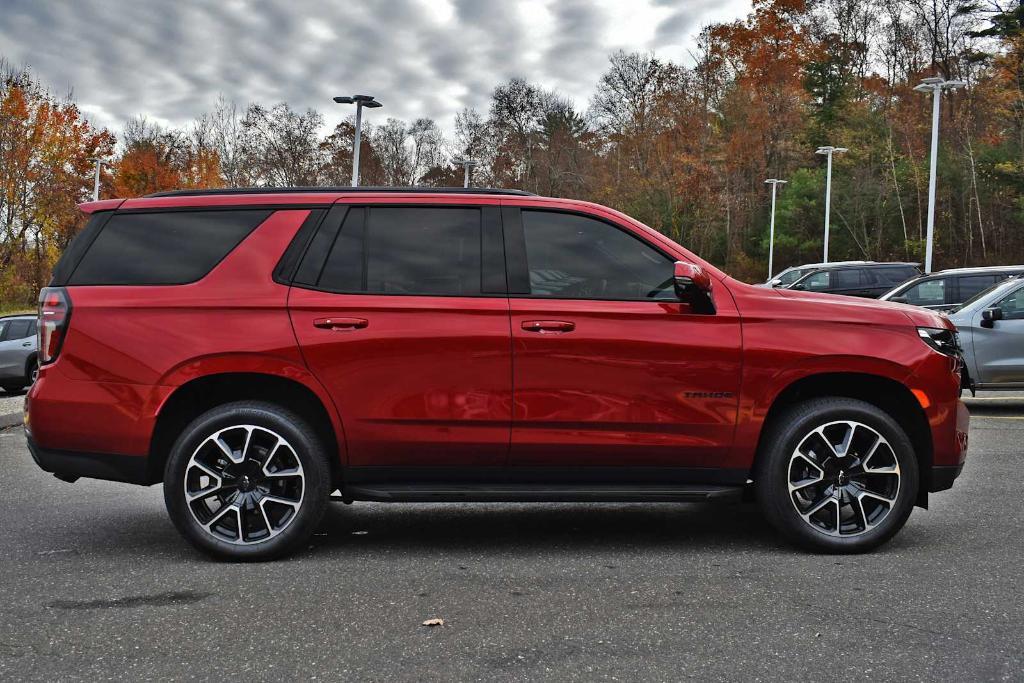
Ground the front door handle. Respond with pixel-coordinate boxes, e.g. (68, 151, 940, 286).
(521, 320, 575, 334)
(313, 317, 368, 331)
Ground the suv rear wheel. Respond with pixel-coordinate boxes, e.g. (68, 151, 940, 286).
(163, 401, 330, 561)
(755, 397, 919, 553)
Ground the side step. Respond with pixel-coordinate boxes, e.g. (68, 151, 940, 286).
(342, 483, 744, 503)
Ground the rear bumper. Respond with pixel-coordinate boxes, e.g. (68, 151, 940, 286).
(26, 434, 151, 485)
(929, 463, 964, 492)
(25, 365, 168, 457)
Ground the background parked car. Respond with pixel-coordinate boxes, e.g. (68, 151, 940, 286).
(0, 315, 38, 393)
(879, 265, 1024, 312)
(786, 262, 920, 298)
(762, 260, 873, 288)
(948, 277, 1024, 391)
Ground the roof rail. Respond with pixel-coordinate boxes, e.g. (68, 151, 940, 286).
(145, 186, 536, 198)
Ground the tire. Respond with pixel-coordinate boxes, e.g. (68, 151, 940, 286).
(1, 381, 25, 393)
(27, 356, 38, 385)
(754, 397, 919, 553)
(163, 401, 331, 561)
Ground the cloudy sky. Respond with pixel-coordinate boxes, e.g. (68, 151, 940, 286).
(1, 0, 751, 135)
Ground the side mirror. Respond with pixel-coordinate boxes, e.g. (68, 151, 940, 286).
(769, 279, 783, 288)
(673, 261, 715, 314)
(890, 296, 909, 304)
(981, 307, 1003, 329)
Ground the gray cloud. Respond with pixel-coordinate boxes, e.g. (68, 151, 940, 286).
(0, 0, 748, 135)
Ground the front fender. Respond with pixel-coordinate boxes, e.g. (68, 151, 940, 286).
(726, 354, 915, 469)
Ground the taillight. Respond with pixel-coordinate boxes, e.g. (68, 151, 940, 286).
(38, 287, 71, 365)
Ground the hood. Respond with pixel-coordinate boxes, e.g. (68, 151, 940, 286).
(770, 286, 951, 329)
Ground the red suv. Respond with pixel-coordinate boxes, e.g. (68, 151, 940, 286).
(25, 187, 969, 560)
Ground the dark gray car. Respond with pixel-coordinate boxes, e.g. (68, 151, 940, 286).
(948, 277, 1024, 391)
(0, 315, 38, 392)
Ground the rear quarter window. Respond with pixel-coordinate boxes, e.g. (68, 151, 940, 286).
(957, 274, 999, 301)
(0, 319, 31, 341)
(833, 269, 862, 288)
(68, 210, 272, 286)
(875, 266, 917, 285)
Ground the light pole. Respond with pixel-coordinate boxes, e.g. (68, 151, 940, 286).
(333, 94, 382, 187)
(453, 158, 477, 188)
(764, 179, 787, 280)
(914, 76, 965, 273)
(88, 157, 105, 201)
(815, 145, 847, 263)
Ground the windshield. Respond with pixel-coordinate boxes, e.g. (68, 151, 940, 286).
(774, 267, 809, 286)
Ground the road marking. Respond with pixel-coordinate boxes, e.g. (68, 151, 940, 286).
(965, 396, 1024, 401)
(971, 415, 1024, 420)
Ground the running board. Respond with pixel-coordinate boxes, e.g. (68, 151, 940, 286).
(341, 483, 743, 503)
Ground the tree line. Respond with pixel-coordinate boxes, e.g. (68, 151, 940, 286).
(2, 0, 1023, 305)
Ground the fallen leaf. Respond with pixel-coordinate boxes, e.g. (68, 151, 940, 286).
(422, 618, 444, 627)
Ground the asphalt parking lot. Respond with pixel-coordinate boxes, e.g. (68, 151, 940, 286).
(0, 396, 1021, 681)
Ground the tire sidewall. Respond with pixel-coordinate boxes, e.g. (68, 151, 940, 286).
(757, 398, 920, 553)
(163, 401, 330, 561)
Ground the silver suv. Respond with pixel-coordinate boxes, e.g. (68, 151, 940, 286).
(948, 277, 1024, 391)
(0, 315, 38, 393)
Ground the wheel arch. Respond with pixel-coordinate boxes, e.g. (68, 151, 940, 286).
(751, 372, 933, 508)
(147, 371, 344, 487)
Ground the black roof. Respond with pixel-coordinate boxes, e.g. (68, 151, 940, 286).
(146, 186, 535, 198)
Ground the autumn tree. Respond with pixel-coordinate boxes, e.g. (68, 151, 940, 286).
(0, 62, 114, 303)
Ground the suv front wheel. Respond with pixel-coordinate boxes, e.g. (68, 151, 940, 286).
(755, 397, 919, 553)
(164, 401, 330, 561)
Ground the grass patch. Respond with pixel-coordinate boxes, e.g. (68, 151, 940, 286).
(0, 304, 34, 317)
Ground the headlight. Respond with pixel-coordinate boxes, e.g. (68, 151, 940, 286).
(917, 327, 960, 355)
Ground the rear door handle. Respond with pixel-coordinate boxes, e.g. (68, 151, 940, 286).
(21, 342, 31, 347)
(313, 317, 368, 331)
(521, 320, 575, 334)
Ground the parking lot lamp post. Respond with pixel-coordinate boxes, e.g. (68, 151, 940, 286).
(914, 76, 966, 273)
(333, 95, 383, 187)
(454, 158, 477, 188)
(764, 179, 787, 279)
(89, 157, 105, 201)
(815, 146, 847, 264)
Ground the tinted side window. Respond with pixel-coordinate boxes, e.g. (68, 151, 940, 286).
(317, 207, 482, 296)
(998, 286, 1024, 320)
(833, 269, 862, 288)
(958, 275, 998, 301)
(876, 266, 916, 286)
(4, 320, 31, 340)
(903, 278, 946, 306)
(69, 210, 271, 285)
(520, 211, 674, 300)
(802, 271, 830, 290)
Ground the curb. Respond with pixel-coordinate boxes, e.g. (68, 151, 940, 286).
(0, 412, 23, 430)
